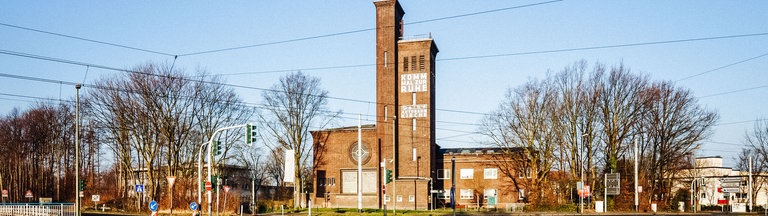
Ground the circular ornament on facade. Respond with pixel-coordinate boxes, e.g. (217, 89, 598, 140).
(348, 141, 371, 165)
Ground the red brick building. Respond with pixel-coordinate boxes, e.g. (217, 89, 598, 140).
(311, 0, 526, 210)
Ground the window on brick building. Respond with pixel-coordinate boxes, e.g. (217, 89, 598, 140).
(460, 169, 473, 179)
(419, 55, 425, 71)
(460, 189, 473, 199)
(484, 168, 497, 179)
(484, 189, 497, 199)
(403, 57, 409, 71)
(437, 169, 450, 179)
(409, 195, 415, 202)
(518, 167, 531, 178)
(518, 189, 526, 200)
(411, 55, 417, 71)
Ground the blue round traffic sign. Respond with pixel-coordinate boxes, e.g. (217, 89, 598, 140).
(149, 200, 158, 211)
(190, 202, 198, 211)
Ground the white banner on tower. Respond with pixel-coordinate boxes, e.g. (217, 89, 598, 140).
(284, 150, 295, 183)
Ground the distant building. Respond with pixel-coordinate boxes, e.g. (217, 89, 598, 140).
(672, 156, 768, 212)
(311, 0, 527, 210)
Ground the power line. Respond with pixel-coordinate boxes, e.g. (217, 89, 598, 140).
(177, 0, 564, 57)
(676, 51, 768, 82)
(698, 84, 768, 99)
(0, 22, 176, 57)
(214, 32, 768, 77)
(438, 32, 768, 62)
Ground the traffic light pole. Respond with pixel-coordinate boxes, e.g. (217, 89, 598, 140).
(198, 124, 253, 216)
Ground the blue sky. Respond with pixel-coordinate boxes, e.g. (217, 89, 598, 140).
(1, 0, 766, 167)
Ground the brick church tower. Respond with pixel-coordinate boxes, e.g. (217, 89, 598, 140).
(312, 0, 438, 210)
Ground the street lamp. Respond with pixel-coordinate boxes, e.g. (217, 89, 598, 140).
(75, 83, 81, 216)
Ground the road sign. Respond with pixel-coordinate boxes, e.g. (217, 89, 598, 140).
(190, 202, 198, 211)
(606, 173, 620, 195)
(721, 182, 740, 188)
(721, 177, 741, 183)
(79, 191, 84, 198)
(722, 188, 740, 193)
(167, 176, 176, 187)
(205, 181, 212, 191)
(579, 186, 591, 198)
(149, 200, 159, 211)
(25, 190, 33, 198)
(92, 195, 101, 202)
(1, 189, 7, 198)
(223, 185, 230, 193)
(135, 184, 145, 193)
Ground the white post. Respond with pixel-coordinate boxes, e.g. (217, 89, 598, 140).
(750, 155, 753, 212)
(604, 174, 607, 212)
(357, 115, 363, 213)
(634, 139, 638, 212)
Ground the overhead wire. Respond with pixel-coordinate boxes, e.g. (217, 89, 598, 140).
(176, 0, 565, 57)
(0, 22, 176, 57)
(213, 32, 768, 77)
(675, 51, 768, 82)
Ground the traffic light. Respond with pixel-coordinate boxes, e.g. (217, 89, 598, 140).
(385, 169, 393, 183)
(79, 180, 86, 191)
(245, 124, 257, 145)
(213, 141, 222, 156)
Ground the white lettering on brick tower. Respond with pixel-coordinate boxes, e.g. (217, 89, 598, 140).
(401, 104, 428, 118)
(400, 73, 428, 93)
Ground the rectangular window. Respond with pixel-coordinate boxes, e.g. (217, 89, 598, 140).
(384, 51, 388, 68)
(439, 191, 450, 199)
(342, 171, 376, 193)
(518, 189, 526, 200)
(397, 195, 403, 202)
(437, 169, 450, 180)
(385, 195, 391, 202)
(403, 57, 409, 71)
(460, 169, 473, 179)
(409, 195, 415, 202)
(484, 168, 498, 179)
(460, 189, 473, 199)
(518, 167, 532, 178)
(484, 189, 497, 199)
(411, 55, 417, 71)
(419, 55, 425, 71)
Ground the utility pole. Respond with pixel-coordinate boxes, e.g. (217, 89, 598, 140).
(75, 83, 81, 216)
(392, 115, 397, 215)
(634, 139, 638, 212)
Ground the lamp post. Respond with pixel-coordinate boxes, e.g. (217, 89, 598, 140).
(75, 83, 81, 216)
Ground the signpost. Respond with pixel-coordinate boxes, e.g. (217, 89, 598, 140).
(720, 177, 741, 212)
(606, 173, 621, 195)
(190, 202, 199, 216)
(149, 200, 158, 215)
(135, 184, 145, 193)
(25, 190, 33, 200)
(205, 182, 212, 191)
(167, 176, 176, 216)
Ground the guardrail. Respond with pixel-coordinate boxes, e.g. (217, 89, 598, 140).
(0, 203, 75, 216)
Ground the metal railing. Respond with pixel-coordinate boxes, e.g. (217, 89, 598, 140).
(0, 203, 75, 216)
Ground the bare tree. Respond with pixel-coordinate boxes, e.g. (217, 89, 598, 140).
(743, 119, 768, 205)
(481, 77, 561, 206)
(258, 71, 338, 208)
(87, 63, 252, 209)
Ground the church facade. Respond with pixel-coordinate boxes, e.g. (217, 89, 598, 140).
(311, 0, 526, 210)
